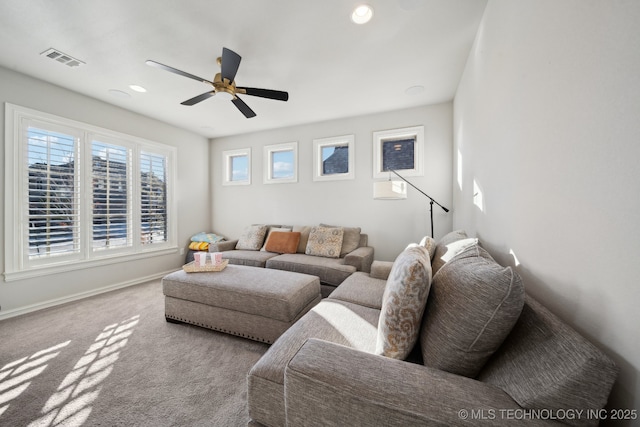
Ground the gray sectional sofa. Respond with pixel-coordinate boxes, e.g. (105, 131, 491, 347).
(247, 230, 618, 426)
(209, 224, 374, 297)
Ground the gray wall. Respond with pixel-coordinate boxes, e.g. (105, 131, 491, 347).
(454, 0, 640, 418)
(0, 66, 211, 317)
(211, 103, 453, 261)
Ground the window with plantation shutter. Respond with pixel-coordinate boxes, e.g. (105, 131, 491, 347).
(26, 125, 80, 259)
(140, 151, 167, 246)
(4, 104, 177, 280)
(91, 141, 132, 251)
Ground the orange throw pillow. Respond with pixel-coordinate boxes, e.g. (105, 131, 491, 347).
(265, 231, 301, 254)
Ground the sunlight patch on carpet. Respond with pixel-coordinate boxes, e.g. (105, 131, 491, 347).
(0, 341, 70, 418)
(28, 315, 140, 427)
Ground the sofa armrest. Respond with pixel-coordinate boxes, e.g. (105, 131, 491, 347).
(208, 239, 237, 252)
(370, 260, 393, 280)
(285, 339, 548, 426)
(343, 246, 374, 273)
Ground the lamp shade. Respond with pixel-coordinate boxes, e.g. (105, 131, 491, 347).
(373, 181, 407, 199)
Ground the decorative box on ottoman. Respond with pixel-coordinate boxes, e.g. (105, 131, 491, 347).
(162, 265, 322, 344)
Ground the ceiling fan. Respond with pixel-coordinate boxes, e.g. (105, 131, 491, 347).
(146, 47, 288, 118)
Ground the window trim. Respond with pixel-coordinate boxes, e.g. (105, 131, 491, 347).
(222, 148, 251, 186)
(263, 141, 298, 184)
(312, 134, 355, 182)
(372, 125, 424, 178)
(4, 103, 178, 282)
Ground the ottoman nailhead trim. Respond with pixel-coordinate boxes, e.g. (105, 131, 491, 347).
(165, 315, 274, 344)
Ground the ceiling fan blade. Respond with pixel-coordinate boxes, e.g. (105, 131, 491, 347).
(181, 92, 215, 106)
(221, 48, 241, 82)
(237, 87, 289, 102)
(232, 96, 256, 118)
(146, 60, 213, 84)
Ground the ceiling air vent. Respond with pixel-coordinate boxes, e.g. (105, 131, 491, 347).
(40, 48, 85, 68)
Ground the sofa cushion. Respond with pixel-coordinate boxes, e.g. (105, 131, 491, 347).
(265, 231, 301, 254)
(376, 246, 432, 360)
(305, 226, 344, 258)
(236, 225, 268, 250)
(266, 254, 356, 288)
(321, 224, 362, 256)
(420, 245, 525, 378)
(222, 250, 280, 268)
(329, 271, 387, 310)
(369, 260, 393, 280)
(248, 299, 380, 427)
(431, 229, 468, 275)
(478, 296, 618, 423)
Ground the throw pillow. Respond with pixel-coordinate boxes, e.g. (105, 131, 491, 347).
(260, 227, 292, 251)
(235, 225, 268, 251)
(406, 236, 437, 260)
(431, 229, 468, 275)
(437, 237, 479, 265)
(293, 226, 312, 253)
(265, 231, 301, 254)
(305, 226, 344, 258)
(419, 245, 525, 378)
(419, 236, 437, 260)
(320, 224, 361, 256)
(375, 246, 432, 360)
(190, 232, 224, 244)
(188, 241, 209, 251)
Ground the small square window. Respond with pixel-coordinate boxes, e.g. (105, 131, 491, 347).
(373, 126, 424, 178)
(264, 142, 298, 184)
(313, 135, 355, 181)
(222, 148, 251, 186)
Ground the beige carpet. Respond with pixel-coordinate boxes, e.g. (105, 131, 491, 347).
(0, 279, 269, 426)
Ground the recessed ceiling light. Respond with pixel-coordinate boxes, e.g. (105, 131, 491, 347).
(129, 84, 147, 93)
(405, 85, 425, 96)
(351, 4, 374, 24)
(108, 89, 131, 99)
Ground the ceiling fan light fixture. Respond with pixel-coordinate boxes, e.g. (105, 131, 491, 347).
(351, 4, 374, 24)
(216, 91, 234, 101)
(147, 47, 288, 118)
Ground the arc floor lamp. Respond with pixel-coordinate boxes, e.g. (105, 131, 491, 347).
(373, 169, 449, 238)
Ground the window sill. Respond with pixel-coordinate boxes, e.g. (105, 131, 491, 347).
(3, 246, 179, 282)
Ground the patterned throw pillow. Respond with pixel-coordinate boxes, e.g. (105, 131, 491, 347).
(320, 224, 361, 256)
(235, 225, 268, 250)
(305, 226, 344, 258)
(419, 235, 437, 260)
(375, 246, 432, 359)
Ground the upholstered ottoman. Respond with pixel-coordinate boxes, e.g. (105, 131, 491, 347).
(162, 265, 321, 344)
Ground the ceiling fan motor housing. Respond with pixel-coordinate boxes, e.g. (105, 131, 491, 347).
(213, 73, 237, 100)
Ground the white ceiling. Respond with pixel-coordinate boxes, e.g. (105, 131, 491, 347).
(0, 0, 487, 138)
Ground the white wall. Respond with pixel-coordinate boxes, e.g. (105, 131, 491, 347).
(211, 104, 453, 261)
(454, 0, 640, 419)
(0, 66, 211, 317)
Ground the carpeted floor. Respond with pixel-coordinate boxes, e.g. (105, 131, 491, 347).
(0, 279, 269, 427)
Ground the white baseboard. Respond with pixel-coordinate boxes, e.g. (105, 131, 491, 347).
(0, 269, 176, 321)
